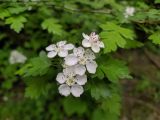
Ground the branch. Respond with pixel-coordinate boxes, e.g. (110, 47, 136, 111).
(144, 49, 160, 69)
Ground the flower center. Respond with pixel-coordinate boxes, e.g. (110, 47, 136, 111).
(89, 33, 99, 42)
(57, 47, 62, 52)
(66, 77, 75, 86)
(91, 37, 98, 42)
(79, 57, 87, 65)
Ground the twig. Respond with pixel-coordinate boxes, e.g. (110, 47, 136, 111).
(144, 49, 160, 69)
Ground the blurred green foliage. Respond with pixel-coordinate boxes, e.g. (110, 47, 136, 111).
(0, 0, 160, 120)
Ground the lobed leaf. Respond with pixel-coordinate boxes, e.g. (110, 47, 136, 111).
(149, 31, 160, 45)
(16, 53, 51, 77)
(25, 78, 51, 99)
(99, 57, 131, 83)
(90, 83, 111, 100)
(62, 97, 87, 116)
(100, 22, 135, 53)
(41, 18, 63, 35)
(5, 16, 27, 33)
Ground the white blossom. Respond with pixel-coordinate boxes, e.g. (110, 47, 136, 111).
(82, 32, 104, 53)
(75, 64, 86, 76)
(64, 54, 78, 66)
(9, 50, 27, 64)
(56, 66, 87, 97)
(46, 32, 103, 97)
(46, 41, 74, 58)
(58, 84, 84, 97)
(64, 47, 98, 74)
(124, 6, 135, 18)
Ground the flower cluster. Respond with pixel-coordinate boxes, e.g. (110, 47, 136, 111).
(46, 32, 104, 97)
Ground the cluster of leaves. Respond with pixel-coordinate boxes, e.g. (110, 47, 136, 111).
(0, 0, 159, 119)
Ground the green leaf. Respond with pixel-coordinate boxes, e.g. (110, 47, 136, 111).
(100, 22, 135, 53)
(91, 83, 111, 100)
(92, 108, 106, 120)
(0, 9, 10, 20)
(155, 0, 160, 3)
(1, 65, 18, 89)
(149, 31, 160, 45)
(62, 97, 87, 116)
(100, 31, 126, 52)
(125, 39, 144, 48)
(7, 6, 26, 14)
(132, 9, 160, 22)
(16, 53, 51, 77)
(101, 93, 121, 115)
(92, 108, 119, 120)
(25, 78, 51, 99)
(92, 84, 121, 120)
(101, 84, 121, 118)
(94, 66, 105, 79)
(99, 57, 131, 83)
(5, 16, 27, 33)
(41, 18, 63, 35)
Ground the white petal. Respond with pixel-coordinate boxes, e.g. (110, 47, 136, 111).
(58, 50, 68, 57)
(58, 84, 70, 96)
(84, 49, 96, 60)
(64, 55, 78, 66)
(125, 7, 135, 18)
(19, 56, 27, 63)
(99, 41, 105, 48)
(47, 51, 57, 58)
(46, 44, 57, 51)
(56, 41, 66, 47)
(63, 66, 76, 77)
(126, 7, 135, 15)
(90, 32, 99, 41)
(62, 63, 68, 68)
(82, 33, 90, 40)
(56, 73, 66, 84)
(64, 44, 74, 50)
(73, 47, 85, 57)
(16, 55, 27, 63)
(86, 61, 98, 74)
(75, 64, 86, 76)
(91, 44, 100, 53)
(82, 39, 91, 47)
(71, 84, 84, 97)
(76, 75, 87, 85)
(9, 50, 27, 64)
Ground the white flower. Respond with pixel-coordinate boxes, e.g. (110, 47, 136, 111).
(124, 6, 135, 18)
(74, 47, 97, 74)
(75, 64, 86, 76)
(82, 32, 104, 53)
(58, 84, 84, 97)
(9, 50, 27, 64)
(63, 66, 87, 86)
(56, 66, 87, 97)
(86, 61, 98, 74)
(46, 41, 74, 58)
(64, 54, 78, 66)
(64, 47, 98, 74)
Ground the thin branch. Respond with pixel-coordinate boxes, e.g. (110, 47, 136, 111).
(144, 49, 160, 69)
